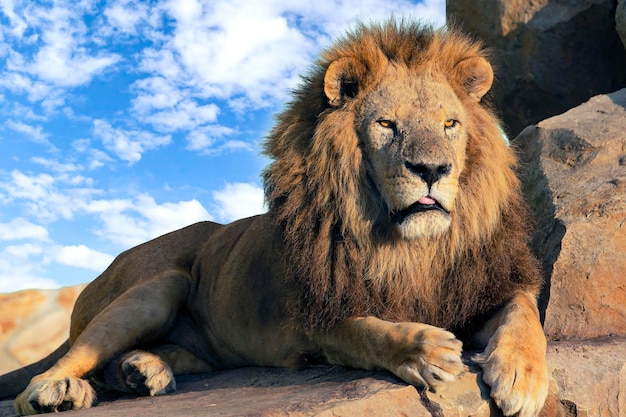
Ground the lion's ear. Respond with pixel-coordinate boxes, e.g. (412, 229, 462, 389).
(324, 57, 366, 107)
(454, 56, 494, 102)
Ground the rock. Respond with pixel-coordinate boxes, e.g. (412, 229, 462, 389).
(447, 0, 626, 136)
(0, 365, 482, 417)
(515, 89, 626, 340)
(618, 0, 626, 50)
(0, 339, 624, 417)
(0, 285, 85, 375)
(546, 338, 626, 416)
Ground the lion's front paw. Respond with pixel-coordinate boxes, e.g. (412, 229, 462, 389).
(473, 343, 549, 417)
(14, 376, 95, 415)
(389, 323, 464, 390)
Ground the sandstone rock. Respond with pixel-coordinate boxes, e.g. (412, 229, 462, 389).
(0, 285, 85, 375)
(447, 0, 626, 136)
(515, 89, 626, 339)
(618, 0, 626, 50)
(546, 338, 626, 416)
(1, 339, 624, 417)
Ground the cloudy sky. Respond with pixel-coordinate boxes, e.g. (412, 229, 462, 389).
(0, 0, 445, 293)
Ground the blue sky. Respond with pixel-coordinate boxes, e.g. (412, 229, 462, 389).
(0, 0, 445, 293)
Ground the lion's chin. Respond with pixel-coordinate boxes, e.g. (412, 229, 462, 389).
(395, 211, 451, 240)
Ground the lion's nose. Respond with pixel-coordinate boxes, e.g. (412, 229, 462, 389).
(405, 162, 451, 188)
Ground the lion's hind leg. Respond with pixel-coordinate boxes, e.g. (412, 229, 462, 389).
(14, 271, 190, 415)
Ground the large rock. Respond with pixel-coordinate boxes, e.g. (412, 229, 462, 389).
(1, 338, 624, 417)
(618, 0, 626, 50)
(447, 0, 626, 136)
(0, 285, 85, 375)
(515, 89, 626, 339)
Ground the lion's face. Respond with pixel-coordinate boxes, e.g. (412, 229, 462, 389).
(356, 65, 468, 239)
(323, 54, 493, 240)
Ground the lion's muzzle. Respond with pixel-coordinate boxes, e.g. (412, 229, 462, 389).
(404, 161, 452, 189)
(391, 197, 449, 225)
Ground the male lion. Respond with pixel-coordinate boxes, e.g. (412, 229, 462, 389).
(2, 20, 548, 417)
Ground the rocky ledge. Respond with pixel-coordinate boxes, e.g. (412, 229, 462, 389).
(1, 338, 624, 417)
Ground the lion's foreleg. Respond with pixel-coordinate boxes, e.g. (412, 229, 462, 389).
(316, 317, 464, 390)
(472, 290, 549, 417)
(14, 271, 189, 415)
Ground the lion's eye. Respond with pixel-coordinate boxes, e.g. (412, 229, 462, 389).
(378, 120, 395, 129)
(444, 119, 458, 129)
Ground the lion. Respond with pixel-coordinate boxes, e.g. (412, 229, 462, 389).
(1, 20, 548, 417)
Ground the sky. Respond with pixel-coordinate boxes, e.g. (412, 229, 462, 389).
(0, 0, 445, 293)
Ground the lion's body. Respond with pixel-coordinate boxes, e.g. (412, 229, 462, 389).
(72, 217, 312, 370)
(4, 20, 549, 417)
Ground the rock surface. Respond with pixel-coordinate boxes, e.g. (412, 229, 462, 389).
(0, 285, 85, 375)
(618, 0, 626, 50)
(447, 0, 626, 136)
(0, 338, 624, 416)
(515, 89, 626, 339)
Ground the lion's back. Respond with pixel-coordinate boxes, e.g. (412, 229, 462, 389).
(69, 221, 225, 340)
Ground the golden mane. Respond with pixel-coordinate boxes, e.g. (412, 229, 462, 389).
(262, 20, 541, 335)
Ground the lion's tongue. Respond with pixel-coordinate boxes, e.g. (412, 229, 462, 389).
(418, 196, 436, 205)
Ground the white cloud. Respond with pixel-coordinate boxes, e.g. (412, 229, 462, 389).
(0, 0, 120, 120)
(92, 119, 172, 163)
(1, 168, 213, 247)
(0, 243, 60, 293)
(86, 194, 212, 247)
(0, 276, 59, 293)
(20, 2, 120, 87)
(5, 102, 48, 122)
(104, 0, 149, 35)
(142, 100, 220, 132)
(0, 218, 49, 241)
(0, 72, 53, 102)
(29, 45, 119, 88)
(203, 140, 254, 156)
(146, 0, 445, 111)
(185, 124, 248, 155)
(157, 0, 312, 107)
(5, 119, 51, 146)
(30, 157, 81, 174)
(54, 244, 114, 271)
(27, 159, 95, 188)
(0, 0, 28, 38)
(0, 170, 100, 221)
(131, 76, 182, 113)
(71, 139, 115, 170)
(212, 182, 265, 223)
(138, 48, 181, 80)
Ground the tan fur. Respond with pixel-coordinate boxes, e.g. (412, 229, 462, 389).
(5, 20, 548, 417)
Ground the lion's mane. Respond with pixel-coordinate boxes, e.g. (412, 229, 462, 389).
(262, 20, 541, 336)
